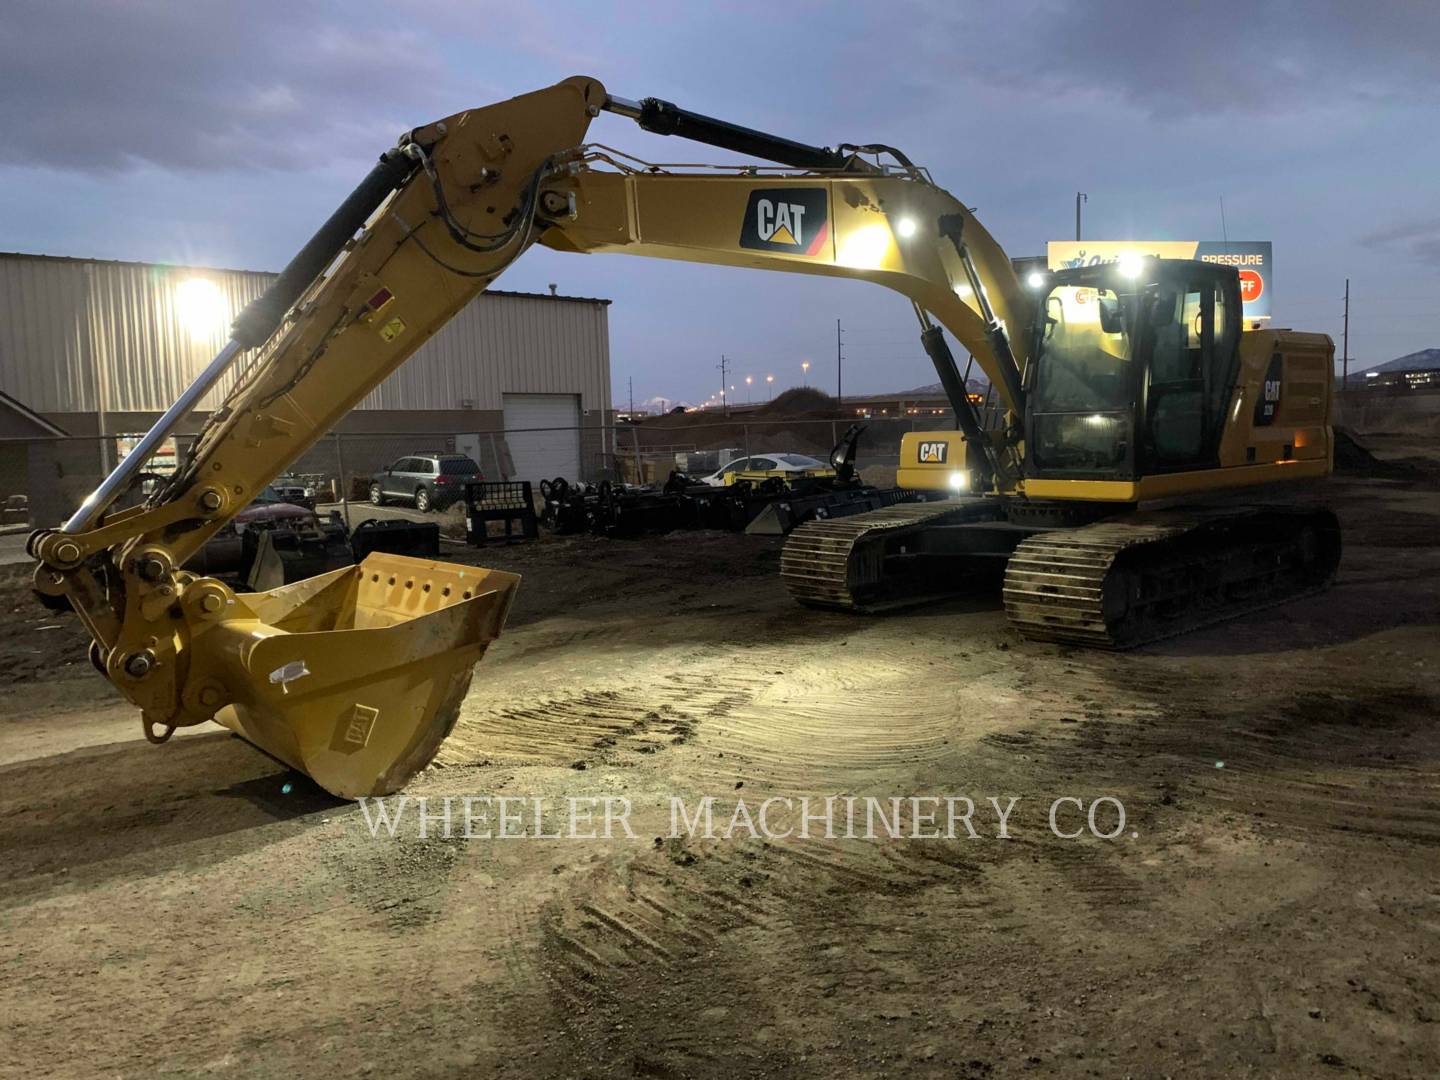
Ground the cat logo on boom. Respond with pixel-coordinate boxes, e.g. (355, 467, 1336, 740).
(740, 188, 830, 255)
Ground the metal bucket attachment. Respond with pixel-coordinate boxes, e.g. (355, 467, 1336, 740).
(243, 520, 355, 591)
(203, 552, 519, 798)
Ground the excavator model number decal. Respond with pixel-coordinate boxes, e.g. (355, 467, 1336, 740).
(740, 188, 829, 255)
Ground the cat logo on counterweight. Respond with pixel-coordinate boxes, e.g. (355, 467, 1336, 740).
(740, 188, 829, 255)
(917, 441, 949, 464)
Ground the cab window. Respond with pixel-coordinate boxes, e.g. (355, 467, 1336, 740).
(1032, 286, 1132, 414)
(1028, 284, 1135, 474)
(1144, 282, 1210, 466)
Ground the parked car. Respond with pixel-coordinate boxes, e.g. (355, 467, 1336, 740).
(270, 474, 317, 510)
(699, 453, 832, 487)
(370, 453, 483, 512)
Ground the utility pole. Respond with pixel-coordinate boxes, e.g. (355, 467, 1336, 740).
(628, 375, 634, 416)
(717, 354, 730, 415)
(836, 318, 844, 407)
(1075, 192, 1087, 241)
(1342, 278, 1350, 391)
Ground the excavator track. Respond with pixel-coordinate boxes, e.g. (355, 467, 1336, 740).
(1003, 507, 1341, 649)
(781, 498, 1003, 612)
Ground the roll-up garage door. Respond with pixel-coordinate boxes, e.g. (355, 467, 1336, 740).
(501, 393, 581, 482)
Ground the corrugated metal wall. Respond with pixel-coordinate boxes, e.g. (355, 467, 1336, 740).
(0, 253, 611, 417)
(360, 291, 611, 412)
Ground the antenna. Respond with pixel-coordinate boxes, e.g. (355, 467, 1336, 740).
(1219, 196, 1230, 253)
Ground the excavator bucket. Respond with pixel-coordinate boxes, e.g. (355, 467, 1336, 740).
(198, 552, 519, 798)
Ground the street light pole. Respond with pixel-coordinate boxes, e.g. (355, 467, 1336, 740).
(1342, 278, 1350, 391)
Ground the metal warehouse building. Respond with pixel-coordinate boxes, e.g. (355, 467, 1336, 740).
(0, 251, 613, 509)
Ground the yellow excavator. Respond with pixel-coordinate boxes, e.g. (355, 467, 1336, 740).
(30, 76, 1338, 798)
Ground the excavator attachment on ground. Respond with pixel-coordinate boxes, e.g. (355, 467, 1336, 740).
(209, 554, 517, 797)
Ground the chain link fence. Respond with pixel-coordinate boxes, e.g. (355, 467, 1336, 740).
(0, 425, 619, 536)
(0, 410, 977, 545)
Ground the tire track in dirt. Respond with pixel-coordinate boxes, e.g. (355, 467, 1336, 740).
(1014, 649, 1440, 906)
(686, 642, 1001, 795)
(435, 671, 767, 768)
(496, 623, 615, 661)
(1168, 686, 1440, 845)
(949, 650, 1182, 914)
(536, 820, 1001, 1004)
(536, 830, 1027, 1077)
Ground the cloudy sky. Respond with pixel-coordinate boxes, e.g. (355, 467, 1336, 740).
(3, 1, 1437, 406)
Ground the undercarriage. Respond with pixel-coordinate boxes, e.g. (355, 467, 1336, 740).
(782, 498, 1341, 648)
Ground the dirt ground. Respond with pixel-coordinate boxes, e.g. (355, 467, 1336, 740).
(2, 438, 1439, 1079)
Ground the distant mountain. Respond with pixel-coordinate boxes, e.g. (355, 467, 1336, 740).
(1361, 348, 1440, 374)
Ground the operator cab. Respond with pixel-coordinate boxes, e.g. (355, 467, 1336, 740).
(1023, 258, 1242, 481)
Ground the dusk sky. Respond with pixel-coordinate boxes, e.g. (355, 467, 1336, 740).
(3, 1, 1437, 408)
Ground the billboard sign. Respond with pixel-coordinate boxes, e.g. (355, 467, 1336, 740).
(1047, 241, 1272, 322)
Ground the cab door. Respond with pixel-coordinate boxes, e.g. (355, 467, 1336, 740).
(1138, 273, 1239, 472)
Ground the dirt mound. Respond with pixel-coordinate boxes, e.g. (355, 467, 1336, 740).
(755, 387, 835, 415)
(1333, 427, 1420, 478)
